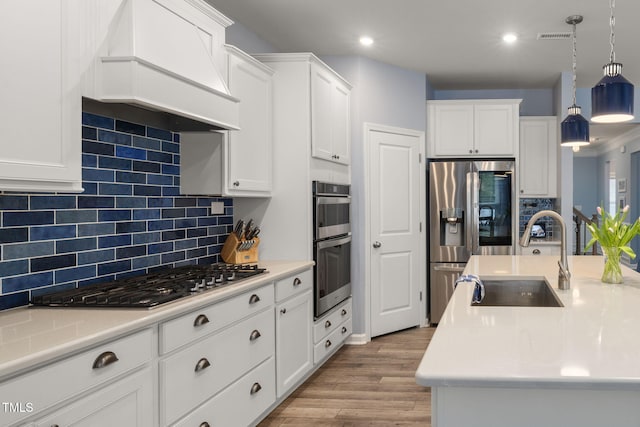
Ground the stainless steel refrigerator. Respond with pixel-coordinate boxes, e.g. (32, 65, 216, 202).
(428, 159, 516, 323)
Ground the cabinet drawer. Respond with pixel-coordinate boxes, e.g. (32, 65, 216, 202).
(160, 283, 274, 354)
(0, 329, 152, 426)
(524, 245, 560, 256)
(314, 317, 352, 364)
(160, 308, 275, 425)
(173, 357, 275, 427)
(313, 298, 352, 343)
(275, 269, 312, 302)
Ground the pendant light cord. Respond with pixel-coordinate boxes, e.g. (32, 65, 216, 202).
(609, 0, 616, 64)
(571, 21, 577, 107)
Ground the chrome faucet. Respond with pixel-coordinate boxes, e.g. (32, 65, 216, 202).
(520, 210, 571, 290)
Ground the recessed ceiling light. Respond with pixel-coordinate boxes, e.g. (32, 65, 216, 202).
(502, 33, 517, 44)
(359, 36, 374, 46)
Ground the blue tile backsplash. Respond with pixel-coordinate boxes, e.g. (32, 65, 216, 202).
(0, 112, 232, 311)
(519, 198, 557, 238)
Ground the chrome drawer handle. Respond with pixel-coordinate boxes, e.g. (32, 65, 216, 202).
(249, 294, 261, 304)
(249, 329, 262, 341)
(325, 339, 332, 348)
(195, 357, 211, 372)
(92, 351, 119, 369)
(233, 180, 240, 187)
(325, 320, 332, 328)
(533, 249, 541, 255)
(341, 309, 347, 316)
(342, 326, 348, 334)
(280, 308, 287, 314)
(193, 314, 210, 327)
(200, 423, 210, 427)
(293, 277, 301, 286)
(250, 382, 262, 395)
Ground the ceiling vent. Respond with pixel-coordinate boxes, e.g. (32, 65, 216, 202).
(537, 32, 572, 40)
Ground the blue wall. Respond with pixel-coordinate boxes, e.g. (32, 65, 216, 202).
(433, 88, 555, 116)
(0, 113, 232, 310)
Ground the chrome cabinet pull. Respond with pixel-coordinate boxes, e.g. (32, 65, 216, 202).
(249, 294, 260, 304)
(249, 329, 262, 341)
(195, 357, 211, 372)
(532, 249, 541, 255)
(92, 351, 119, 369)
(325, 320, 332, 328)
(325, 339, 332, 348)
(250, 382, 262, 395)
(280, 308, 287, 314)
(193, 314, 210, 327)
(293, 277, 301, 287)
(341, 326, 348, 334)
(233, 180, 240, 187)
(372, 241, 382, 248)
(341, 309, 347, 316)
(200, 422, 210, 427)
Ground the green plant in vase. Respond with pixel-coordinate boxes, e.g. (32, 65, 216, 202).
(585, 205, 640, 283)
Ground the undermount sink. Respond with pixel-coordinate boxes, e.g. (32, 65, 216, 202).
(471, 278, 563, 307)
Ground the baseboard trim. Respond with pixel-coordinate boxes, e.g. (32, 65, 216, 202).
(345, 333, 368, 345)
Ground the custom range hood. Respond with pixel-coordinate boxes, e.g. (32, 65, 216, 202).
(96, 0, 240, 131)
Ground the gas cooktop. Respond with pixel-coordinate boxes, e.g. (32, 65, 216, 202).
(30, 263, 267, 309)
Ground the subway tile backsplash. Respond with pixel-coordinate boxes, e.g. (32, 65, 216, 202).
(0, 112, 232, 311)
(519, 198, 557, 238)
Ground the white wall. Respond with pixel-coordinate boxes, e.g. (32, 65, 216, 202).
(321, 55, 426, 335)
(224, 21, 277, 53)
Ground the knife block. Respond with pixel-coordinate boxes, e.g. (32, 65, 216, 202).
(221, 233, 260, 264)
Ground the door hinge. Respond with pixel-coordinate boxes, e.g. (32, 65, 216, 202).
(420, 291, 423, 301)
(419, 153, 422, 163)
(419, 222, 422, 232)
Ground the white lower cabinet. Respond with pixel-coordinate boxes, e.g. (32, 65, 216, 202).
(173, 357, 276, 427)
(275, 269, 313, 398)
(523, 243, 561, 256)
(1, 329, 153, 427)
(33, 367, 154, 427)
(159, 287, 275, 426)
(313, 297, 352, 364)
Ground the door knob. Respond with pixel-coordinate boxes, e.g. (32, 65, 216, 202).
(373, 241, 382, 248)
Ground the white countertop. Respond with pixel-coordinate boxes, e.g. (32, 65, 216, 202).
(416, 255, 640, 390)
(0, 260, 313, 379)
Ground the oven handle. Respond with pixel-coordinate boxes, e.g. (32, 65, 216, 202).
(317, 235, 352, 250)
(315, 196, 351, 207)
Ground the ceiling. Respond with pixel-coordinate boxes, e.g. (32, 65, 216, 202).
(206, 0, 640, 145)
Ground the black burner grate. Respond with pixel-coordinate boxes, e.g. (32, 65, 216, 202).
(30, 263, 267, 308)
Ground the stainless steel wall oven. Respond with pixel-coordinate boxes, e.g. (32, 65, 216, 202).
(312, 181, 351, 318)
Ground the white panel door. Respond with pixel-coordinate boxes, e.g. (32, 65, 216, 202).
(370, 129, 422, 337)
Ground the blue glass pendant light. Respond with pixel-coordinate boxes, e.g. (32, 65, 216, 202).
(561, 15, 590, 147)
(591, 0, 634, 123)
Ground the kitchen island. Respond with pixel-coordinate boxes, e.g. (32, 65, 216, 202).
(416, 255, 640, 427)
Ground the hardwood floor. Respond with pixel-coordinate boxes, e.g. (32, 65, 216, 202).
(259, 326, 435, 426)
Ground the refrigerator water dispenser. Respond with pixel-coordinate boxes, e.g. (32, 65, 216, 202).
(440, 208, 465, 246)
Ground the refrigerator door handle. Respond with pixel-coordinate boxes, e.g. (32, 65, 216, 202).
(466, 171, 478, 254)
(433, 265, 466, 273)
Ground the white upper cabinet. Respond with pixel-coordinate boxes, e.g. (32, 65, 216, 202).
(225, 45, 274, 195)
(427, 99, 521, 158)
(311, 62, 351, 165)
(180, 47, 274, 197)
(0, 0, 83, 192)
(519, 117, 558, 198)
